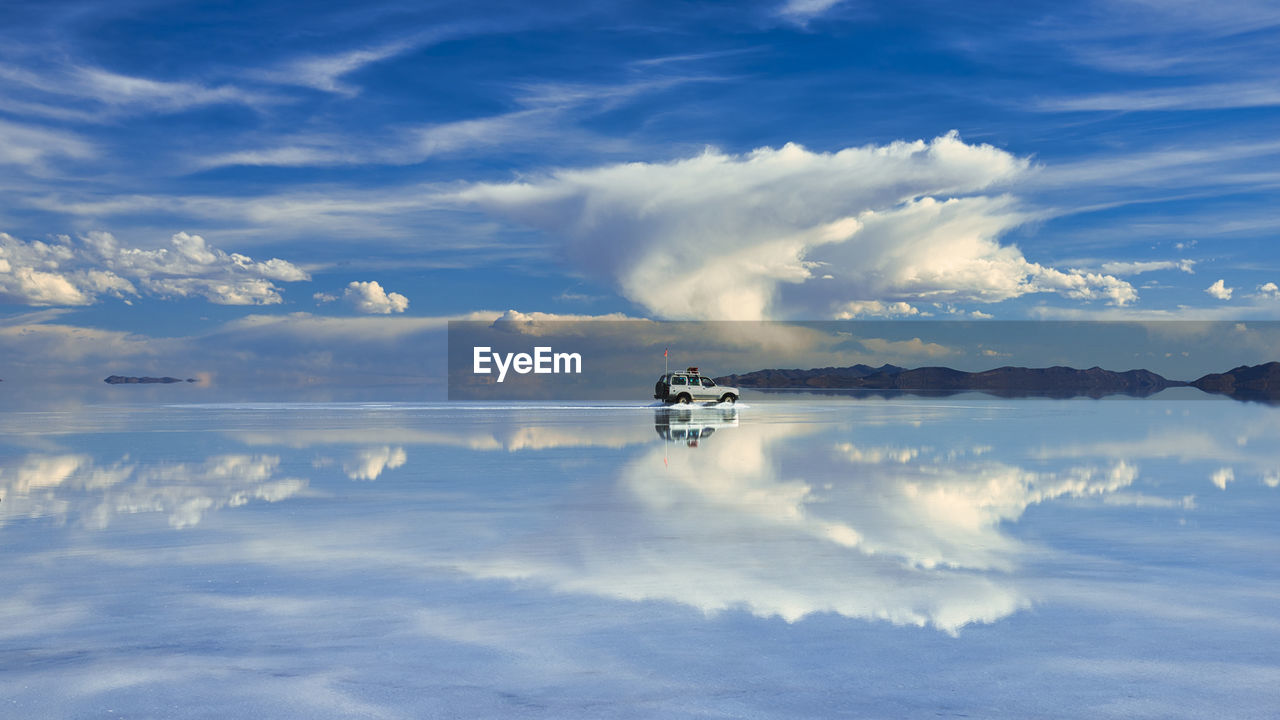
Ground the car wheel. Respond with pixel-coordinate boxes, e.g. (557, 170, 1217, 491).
(720, 394, 736, 404)
(677, 394, 692, 404)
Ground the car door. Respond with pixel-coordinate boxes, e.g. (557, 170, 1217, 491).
(697, 376, 717, 401)
(668, 374, 688, 400)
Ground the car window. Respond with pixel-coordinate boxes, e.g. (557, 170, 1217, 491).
(700, 377, 715, 387)
(671, 376, 686, 385)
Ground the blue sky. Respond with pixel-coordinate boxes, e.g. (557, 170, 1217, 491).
(2, 0, 1280, 382)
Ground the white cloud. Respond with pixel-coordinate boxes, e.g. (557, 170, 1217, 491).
(834, 300, 921, 319)
(0, 62, 272, 117)
(450, 133, 1136, 320)
(259, 42, 417, 96)
(342, 446, 407, 481)
(777, 0, 847, 23)
(190, 111, 565, 171)
(0, 319, 164, 369)
(1037, 80, 1280, 113)
(72, 67, 270, 112)
(859, 336, 957, 359)
(0, 231, 308, 306)
(191, 76, 700, 171)
(1100, 259, 1196, 275)
(1255, 282, 1279, 299)
(342, 281, 409, 314)
(1206, 279, 1234, 300)
(253, 27, 465, 96)
(0, 118, 95, 169)
(1102, 493, 1196, 509)
(0, 453, 304, 530)
(454, 420, 1149, 635)
(1211, 467, 1235, 490)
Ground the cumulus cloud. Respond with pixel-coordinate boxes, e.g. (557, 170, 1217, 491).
(1206, 279, 1234, 300)
(1255, 282, 1279, 300)
(341, 280, 409, 314)
(0, 231, 308, 306)
(450, 133, 1136, 319)
(834, 300, 921, 318)
(1211, 467, 1235, 490)
(859, 336, 957, 358)
(342, 446, 407, 481)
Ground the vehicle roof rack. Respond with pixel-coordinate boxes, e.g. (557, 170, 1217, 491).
(686, 366, 699, 374)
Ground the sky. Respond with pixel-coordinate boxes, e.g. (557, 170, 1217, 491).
(2, 0, 1280, 387)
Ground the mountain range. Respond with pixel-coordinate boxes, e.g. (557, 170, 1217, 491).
(716, 362, 1280, 402)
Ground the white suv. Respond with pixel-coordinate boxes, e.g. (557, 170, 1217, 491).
(654, 368, 739, 404)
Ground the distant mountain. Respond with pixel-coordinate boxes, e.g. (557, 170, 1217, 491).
(1191, 362, 1280, 402)
(104, 376, 196, 384)
(717, 364, 905, 388)
(716, 364, 1181, 398)
(856, 365, 1177, 397)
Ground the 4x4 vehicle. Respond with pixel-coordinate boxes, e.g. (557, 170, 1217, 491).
(654, 367, 739, 404)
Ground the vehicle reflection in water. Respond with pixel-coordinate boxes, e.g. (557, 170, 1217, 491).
(653, 405, 739, 447)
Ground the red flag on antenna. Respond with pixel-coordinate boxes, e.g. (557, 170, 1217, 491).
(664, 347, 668, 357)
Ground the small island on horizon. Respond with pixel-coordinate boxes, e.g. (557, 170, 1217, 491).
(715, 361, 1280, 403)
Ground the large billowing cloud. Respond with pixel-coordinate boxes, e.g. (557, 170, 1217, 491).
(0, 231, 308, 306)
(450, 133, 1137, 319)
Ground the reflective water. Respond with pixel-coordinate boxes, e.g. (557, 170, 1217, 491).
(2, 395, 1278, 718)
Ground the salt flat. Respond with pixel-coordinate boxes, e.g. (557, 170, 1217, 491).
(2, 395, 1277, 719)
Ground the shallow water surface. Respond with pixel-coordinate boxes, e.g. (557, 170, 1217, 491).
(2, 396, 1278, 718)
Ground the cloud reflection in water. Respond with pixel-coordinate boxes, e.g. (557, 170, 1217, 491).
(0, 453, 305, 529)
(0, 400, 1277, 718)
(447, 406, 1146, 634)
